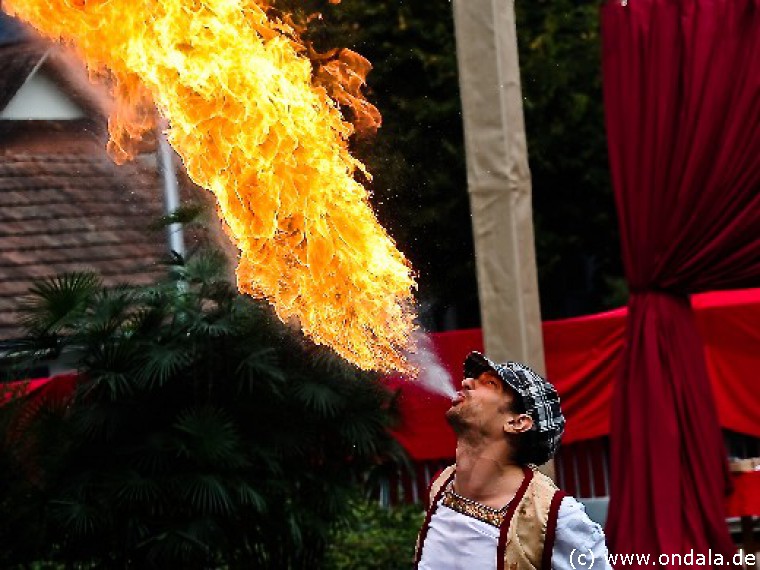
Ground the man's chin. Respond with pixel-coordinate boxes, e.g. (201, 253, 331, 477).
(445, 406, 468, 433)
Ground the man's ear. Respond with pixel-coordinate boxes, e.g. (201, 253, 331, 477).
(503, 414, 533, 435)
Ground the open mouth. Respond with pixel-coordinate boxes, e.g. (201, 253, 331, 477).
(451, 391, 465, 406)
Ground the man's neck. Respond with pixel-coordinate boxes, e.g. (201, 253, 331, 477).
(453, 439, 526, 510)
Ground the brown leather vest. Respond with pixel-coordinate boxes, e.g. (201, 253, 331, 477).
(415, 465, 566, 570)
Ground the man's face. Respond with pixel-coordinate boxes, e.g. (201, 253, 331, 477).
(445, 370, 517, 437)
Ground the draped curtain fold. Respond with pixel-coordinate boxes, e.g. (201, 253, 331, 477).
(601, 0, 760, 565)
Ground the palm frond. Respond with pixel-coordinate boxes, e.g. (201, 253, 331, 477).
(19, 272, 100, 336)
(132, 433, 173, 475)
(84, 285, 138, 337)
(308, 349, 358, 383)
(49, 498, 101, 538)
(136, 340, 195, 389)
(236, 347, 286, 392)
(173, 407, 246, 468)
(179, 474, 234, 514)
(287, 512, 304, 551)
(291, 381, 344, 418)
(171, 249, 229, 287)
(337, 416, 383, 458)
(136, 283, 177, 307)
(114, 470, 163, 507)
(127, 306, 167, 337)
(235, 481, 267, 513)
(187, 312, 235, 338)
(123, 516, 151, 544)
(148, 203, 207, 230)
(84, 341, 143, 399)
(70, 401, 120, 442)
(141, 524, 212, 566)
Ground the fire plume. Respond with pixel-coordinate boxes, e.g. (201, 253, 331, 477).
(5, 0, 417, 372)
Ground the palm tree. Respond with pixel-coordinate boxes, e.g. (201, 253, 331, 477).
(0, 248, 407, 569)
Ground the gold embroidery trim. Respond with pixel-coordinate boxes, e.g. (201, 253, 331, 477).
(441, 483, 509, 528)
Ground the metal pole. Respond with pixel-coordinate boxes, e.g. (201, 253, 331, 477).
(156, 123, 185, 259)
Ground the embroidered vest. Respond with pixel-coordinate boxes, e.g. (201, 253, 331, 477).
(414, 465, 566, 570)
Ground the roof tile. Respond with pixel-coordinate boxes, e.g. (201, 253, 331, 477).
(0, 148, 170, 339)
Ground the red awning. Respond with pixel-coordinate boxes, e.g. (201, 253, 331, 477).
(388, 288, 760, 461)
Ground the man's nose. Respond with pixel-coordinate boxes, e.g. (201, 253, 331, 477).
(461, 377, 475, 389)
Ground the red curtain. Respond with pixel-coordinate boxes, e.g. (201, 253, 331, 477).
(545, 291, 760, 444)
(601, 1, 760, 565)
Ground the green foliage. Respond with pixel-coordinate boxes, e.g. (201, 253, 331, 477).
(148, 202, 207, 231)
(324, 498, 425, 570)
(19, 272, 101, 336)
(0, 250, 406, 569)
(516, 1, 623, 317)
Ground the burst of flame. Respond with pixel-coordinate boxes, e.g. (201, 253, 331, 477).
(5, 0, 417, 372)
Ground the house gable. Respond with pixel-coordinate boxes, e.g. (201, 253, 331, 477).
(1, 62, 87, 120)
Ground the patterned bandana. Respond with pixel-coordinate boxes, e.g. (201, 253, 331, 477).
(463, 351, 565, 464)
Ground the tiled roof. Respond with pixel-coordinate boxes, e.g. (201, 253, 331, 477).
(0, 12, 29, 48)
(0, 149, 169, 339)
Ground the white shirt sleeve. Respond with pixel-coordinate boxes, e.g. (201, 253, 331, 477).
(551, 496, 614, 570)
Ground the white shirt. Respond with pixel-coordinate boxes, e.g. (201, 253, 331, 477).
(418, 495, 613, 569)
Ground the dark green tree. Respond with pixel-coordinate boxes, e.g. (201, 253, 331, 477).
(516, 0, 624, 317)
(0, 250, 405, 569)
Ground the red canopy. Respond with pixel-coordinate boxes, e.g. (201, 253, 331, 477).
(388, 288, 760, 461)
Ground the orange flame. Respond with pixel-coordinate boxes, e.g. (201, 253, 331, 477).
(5, 0, 417, 373)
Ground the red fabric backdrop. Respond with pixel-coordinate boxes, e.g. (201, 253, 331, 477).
(726, 472, 760, 518)
(1, 373, 78, 408)
(385, 289, 760, 460)
(696, 291, 760, 439)
(601, 0, 760, 564)
(543, 309, 623, 443)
